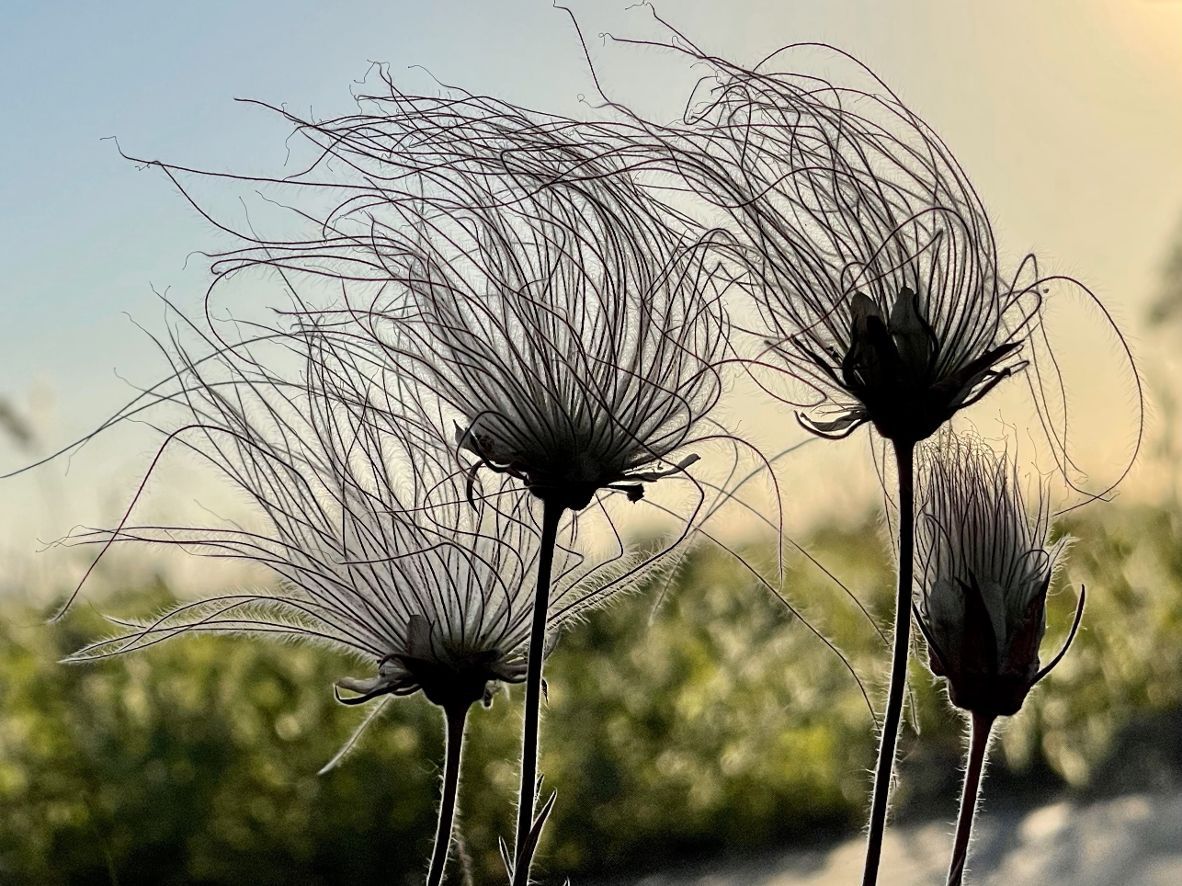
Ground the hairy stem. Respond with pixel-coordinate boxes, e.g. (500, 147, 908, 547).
(862, 439, 915, 886)
(426, 703, 469, 886)
(511, 498, 563, 886)
(947, 712, 994, 886)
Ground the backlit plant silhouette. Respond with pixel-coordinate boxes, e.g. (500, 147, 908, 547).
(7, 10, 1149, 885)
(103, 78, 742, 883)
(310, 119, 733, 886)
(552, 14, 1140, 881)
(59, 311, 642, 884)
(914, 430, 1085, 885)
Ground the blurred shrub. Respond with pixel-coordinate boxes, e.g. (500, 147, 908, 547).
(1, 505, 1180, 883)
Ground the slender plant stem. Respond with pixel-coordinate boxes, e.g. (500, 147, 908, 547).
(947, 712, 995, 886)
(426, 703, 469, 886)
(511, 498, 563, 886)
(862, 439, 916, 886)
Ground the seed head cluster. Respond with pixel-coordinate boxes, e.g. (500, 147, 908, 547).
(21, 25, 1135, 886)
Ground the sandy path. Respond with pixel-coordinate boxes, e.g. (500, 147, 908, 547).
(619, 792, 1182, 885)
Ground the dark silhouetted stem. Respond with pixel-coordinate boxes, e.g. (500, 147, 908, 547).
(947, 712, 994, 886)
(427, 703, 469, 886)
(862, 439, 915, 886)
(511, 498, 563, 886)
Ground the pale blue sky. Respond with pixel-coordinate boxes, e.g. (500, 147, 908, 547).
(2, 1, 1180, 589)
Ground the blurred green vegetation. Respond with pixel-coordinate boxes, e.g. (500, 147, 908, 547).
(2, 504, 1181, 884)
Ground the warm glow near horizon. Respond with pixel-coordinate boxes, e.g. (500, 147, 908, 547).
(1, 0, 1180, 594)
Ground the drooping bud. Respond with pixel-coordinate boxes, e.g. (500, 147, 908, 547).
(914, 431, 1083, 717)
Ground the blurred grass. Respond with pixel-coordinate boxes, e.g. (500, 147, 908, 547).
(1, 504, 1181, 884)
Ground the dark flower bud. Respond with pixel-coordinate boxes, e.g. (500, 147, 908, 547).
(839, 290, 1020, 444)
(914, 431, 1084, 718)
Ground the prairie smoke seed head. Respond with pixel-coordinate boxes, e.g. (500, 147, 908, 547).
(64, 312, 624, 717)
(286, 99, 731, 513)
(914, 432, 1082, 718)
(571, 37, 1038, 446)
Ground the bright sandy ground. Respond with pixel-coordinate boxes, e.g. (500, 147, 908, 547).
(620, 792, 1182, 885)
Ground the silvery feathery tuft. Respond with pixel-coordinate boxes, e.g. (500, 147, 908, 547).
(380, 167, 726, 513)
(55, 308, 644, 886)
(576, 28, 1038, 445)
(63, 311, 620, 713)
(914, 431, 1084, 718)
(190, 82, 732, 513)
